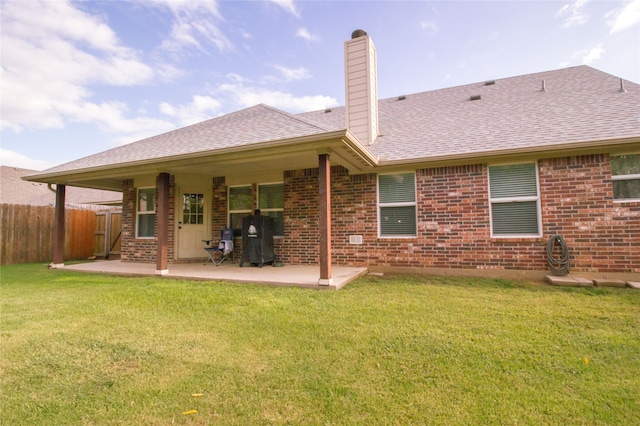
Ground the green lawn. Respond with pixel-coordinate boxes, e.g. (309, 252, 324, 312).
(1, 263, 639, 425)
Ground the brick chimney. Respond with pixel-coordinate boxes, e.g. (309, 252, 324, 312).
(345, 29, 378, 146)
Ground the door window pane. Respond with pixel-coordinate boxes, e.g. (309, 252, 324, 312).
(183, 193, 204, 224)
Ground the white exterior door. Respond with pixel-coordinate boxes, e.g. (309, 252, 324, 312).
(177, 189, 209, 259)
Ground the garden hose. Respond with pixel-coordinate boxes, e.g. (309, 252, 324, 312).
(546, 235, 570, 276)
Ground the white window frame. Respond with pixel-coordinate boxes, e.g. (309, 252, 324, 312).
(136, 187, 156, 239)
(378, 172, 417, 238)
(257, 182, 284, 237)
(611, 154, 640, 202)
(488, 162, 542, 238)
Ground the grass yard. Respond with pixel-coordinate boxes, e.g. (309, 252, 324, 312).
(1, 264, 639, 425)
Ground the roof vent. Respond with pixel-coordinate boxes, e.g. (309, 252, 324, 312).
(324, 108, 332, 113)
(398, 95, 406, 100)
(541, 80, 547, 92)
(619, 78, 627, 93)
(484, 80, 496, 86)
(470, 94, 482, 101)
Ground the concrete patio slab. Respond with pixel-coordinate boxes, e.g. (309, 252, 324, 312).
(63, 260, 368, 290)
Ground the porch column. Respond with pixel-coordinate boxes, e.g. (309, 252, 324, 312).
(155, 172, 170, 275)
(51, 184, 66, 268)
(318, 153, 333, 285)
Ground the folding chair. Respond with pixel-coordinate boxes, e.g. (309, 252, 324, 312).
(203, 229, 234, 266)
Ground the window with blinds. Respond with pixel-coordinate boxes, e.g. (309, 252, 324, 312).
(136, 187, 156, 238)
(378, 172, 417, 237)
(489, 163, 541, 237)
(611, 154, 640, 201)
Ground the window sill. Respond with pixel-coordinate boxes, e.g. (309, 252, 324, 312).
(490, 236, 544, 243)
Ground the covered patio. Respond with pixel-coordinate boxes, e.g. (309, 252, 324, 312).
(63, 260, 368, 290)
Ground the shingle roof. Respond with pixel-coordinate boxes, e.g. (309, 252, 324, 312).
(27, 65, 639, 181)
(2, 166, 121, 205)
(300, 66, 640, 162)
(37, 104, 335, 175)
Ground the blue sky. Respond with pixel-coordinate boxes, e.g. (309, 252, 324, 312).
(1, 0, 638, 171)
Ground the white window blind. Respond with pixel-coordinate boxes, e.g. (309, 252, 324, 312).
(611, 154, 640, 201)
(378, 173, 417, 237)
(489, 164, 540, 237)
(136, 187, 156, 238)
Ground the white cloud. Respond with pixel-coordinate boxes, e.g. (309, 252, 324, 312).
(420, 21, 438, 32)
(581, 44, 605, 64)
(296, 27, 320, 41)
(0, 148, 57, 170)
(150, 0, 233, 55)
(556, 0, 589, 28)
(218, 83, 337, 113)
(0, 0, 156, 133)
(274, 65, 311, 81)
(110, 118, 178, 146)
(607, 0, 640, 33)
(226, 73, 248, 83)
(270, 0, 300, 17)
(150, 0, 222, 19)
(160, 95, 223, 126)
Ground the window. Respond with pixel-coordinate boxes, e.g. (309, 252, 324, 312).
(612, 154, 640, 201)
(378, 172, 417, 237)
(137, 187, 156, 238)
(489, 163, 541, 237)
(228, 186, 252, 236)
(182, 193, 204, 224)
(258, 183, 284, 236)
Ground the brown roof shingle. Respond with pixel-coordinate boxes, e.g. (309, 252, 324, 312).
(27, 65, 640, 180)
(37, 104, 335, 176)
(300, 66, 640, 162)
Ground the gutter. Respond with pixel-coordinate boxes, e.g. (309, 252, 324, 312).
(22, 129, 379, 183)
(377, 136, 640, 168)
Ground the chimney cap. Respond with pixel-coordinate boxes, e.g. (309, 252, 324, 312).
(351, 29, 368, 39)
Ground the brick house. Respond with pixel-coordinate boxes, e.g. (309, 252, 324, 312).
(24, 30, 640, 284)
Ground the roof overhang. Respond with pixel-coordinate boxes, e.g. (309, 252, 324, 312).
(375, 136, 640, 172)
(23, 131, 639, 191)
(22, 130, 379, 191)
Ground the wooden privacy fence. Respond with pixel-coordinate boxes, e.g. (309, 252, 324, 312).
(0, 204, 99, 265)
(94, 210, 122, 259)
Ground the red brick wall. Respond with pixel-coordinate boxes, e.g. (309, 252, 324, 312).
(275, 155, 638, 273)
(121, 176, 175, 264)
(119, 154, 638, 273)
(539, 154, 639, 273)
(212, 177, 228, 235)
(282, 168, 321, 264)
